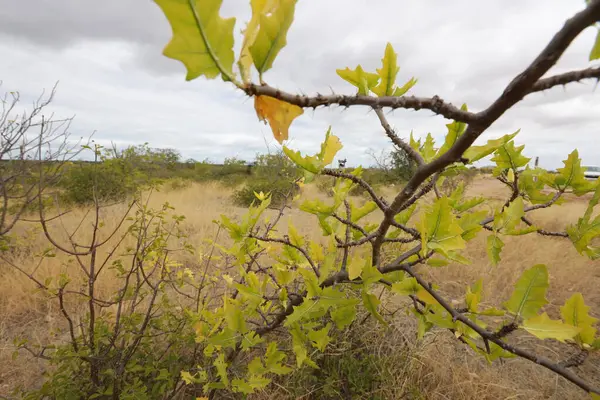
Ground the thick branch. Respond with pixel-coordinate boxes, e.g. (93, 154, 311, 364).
(377, 1, 600, 257)
(244, 84, 476, 123)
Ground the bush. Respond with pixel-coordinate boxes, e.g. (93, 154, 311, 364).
(60, 161, 139, 204)
(232, 177, 299, 208)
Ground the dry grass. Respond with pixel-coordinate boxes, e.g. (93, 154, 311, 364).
(0, 177, 598, 399)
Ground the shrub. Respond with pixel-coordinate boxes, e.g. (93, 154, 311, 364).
(232, 177, 299, 208)
(151, 1, 600, 398)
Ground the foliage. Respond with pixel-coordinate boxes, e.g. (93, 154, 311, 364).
(3, 1, 600, 399)
(151, 0, 600, 398)
(232, 150, 302, 208)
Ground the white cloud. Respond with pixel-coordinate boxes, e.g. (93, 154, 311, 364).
(1, 0, 599, 168)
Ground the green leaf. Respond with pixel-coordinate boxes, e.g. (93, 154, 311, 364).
(493, 197, 525, 234)
(462, 130, 520, 164)
(330, 304, 357, 330)
(317, 126, 343, 166)
(560, 293, 598, 346)
(567, 215, 600, 259)
(283, 126, 342, 173)
(503, 264, 548, 320)
(237, 0, 276, 82)
(336, 65, 380, 95)
(459, 210, 487, 241)
(522, 312, 581, 342)
(214, 353, 229, 386)
(370, 42, 417, 97)
(420, 133, 437, 162)
(307, 323, 332, 351)
(391, 277, 420, 296)
(155, 0, 236, 82)
(486, 234, 504, 266)
(490, 141, 530, 177)
(436, 104, 468, 158)
(550, 150, 594, 194)
(264, 342, 293, 375)
(518, 167, 555, 204)
(372, 43, 399, 97)
(350, 201, 377, 222)
(250, 0, 297, 77)
(590, 28, 600, 61)
(393, 77, 418, 96)
(223, 298, 247, 333)
(362, 290, 387, 326)
(290, 325, 319, 368)
(466, 279, 483, 313)
(420, 197, 466, 257)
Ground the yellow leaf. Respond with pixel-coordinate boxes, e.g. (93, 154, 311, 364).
(319, 127, 343, 165)
(238, 0, 277, 82)
(254, 95, 304, 144)
(522, 312, 581, 342)
(348, 257, 363, 281)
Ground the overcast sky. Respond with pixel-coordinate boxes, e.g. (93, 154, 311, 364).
(1, 0, 599, 168)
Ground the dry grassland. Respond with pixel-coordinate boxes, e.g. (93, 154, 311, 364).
(0, 176, 598, 399)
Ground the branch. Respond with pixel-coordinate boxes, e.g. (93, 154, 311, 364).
(322, 168, 388, 210)
(374, 107, 424, 166)
(530, 66, 600, 94)
(244, 84, 476, 123)
(249, 234, 320, 277)
(402, 266, 600, 396)
(378, 1, 600, 256)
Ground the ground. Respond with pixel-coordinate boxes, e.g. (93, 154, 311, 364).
(0, 176, 598, 399)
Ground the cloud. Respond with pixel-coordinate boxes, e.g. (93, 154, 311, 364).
(1, 0, 599, 168)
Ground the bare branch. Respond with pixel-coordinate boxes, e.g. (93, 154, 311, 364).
(530, 66, 600, 94)
(374, 107, 424, 166)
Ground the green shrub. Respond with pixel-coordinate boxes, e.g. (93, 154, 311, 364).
(232, 177, 299, 208)
(60, 161, 143, 204)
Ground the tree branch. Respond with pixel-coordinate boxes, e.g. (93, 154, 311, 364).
(530, 66, 600, 94)
(374, 107, 424, 166)
(244, 84, 476, 123)
(402, 266, 600, 396)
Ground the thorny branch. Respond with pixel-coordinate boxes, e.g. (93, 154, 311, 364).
(236, 1, 600, 397)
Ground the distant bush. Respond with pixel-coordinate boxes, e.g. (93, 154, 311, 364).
(232, 150, 302, 208)
(232, 177, 299, 208)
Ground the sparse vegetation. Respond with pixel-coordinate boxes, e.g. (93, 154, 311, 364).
(2, 1, 600, 399)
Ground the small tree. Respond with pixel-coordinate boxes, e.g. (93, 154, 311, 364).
(0, 82, 85, 240)
(152, 0, 600, 397)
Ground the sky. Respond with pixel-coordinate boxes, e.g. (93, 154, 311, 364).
(1, 0, 599, 169)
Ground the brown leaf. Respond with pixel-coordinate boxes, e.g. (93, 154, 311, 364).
(254, 95, 304, 144)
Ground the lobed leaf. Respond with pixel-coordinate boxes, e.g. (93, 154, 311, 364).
(155, 0, 236, 82)
(336, 65, 380, 95)
(522, 312, 581, 342)
(504, 264, 548, 320)
(255, 95, 304, 144)
(560, 293, 598, 346)
(420, 197, 466, 257)
(238, 0, 277, 82)
(250, 0, 297, 78)
(462, 130, 519, 164)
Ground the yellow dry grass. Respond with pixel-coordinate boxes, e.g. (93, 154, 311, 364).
(0, 177, 598, 399)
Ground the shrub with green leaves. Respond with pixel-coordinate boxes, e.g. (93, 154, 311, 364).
(152, 0, 600, 397)
(9, 0, 600, 399)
